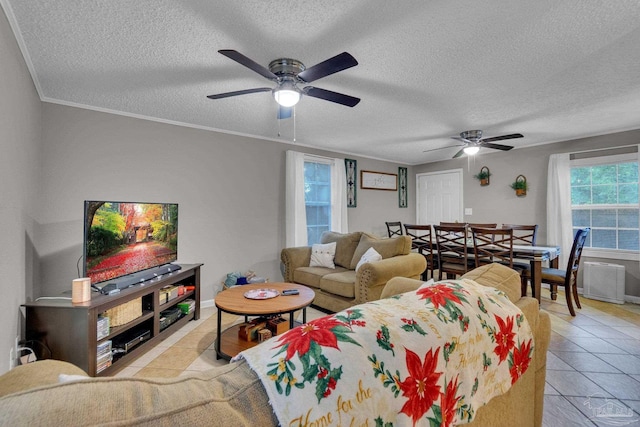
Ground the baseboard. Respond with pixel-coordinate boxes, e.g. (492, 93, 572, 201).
(575, 286, 639, 305)
(201, 299, 215, 309)
(543, 284, 640, 305)
(624, 294, 640, 304)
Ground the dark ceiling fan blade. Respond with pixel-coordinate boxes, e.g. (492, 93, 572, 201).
(451, 136, 471, 143)
(297, 52, 358, 83)
(423, 144, 463, 153)
(277, 106, 292, 120)
(480, 133, 523, 143)
(481, 142, 514, 151)
(303, 86, 360, 107)
(452, 148, 466, 158)
(218, 49, 278, 81)
(207, 87, 272, 99)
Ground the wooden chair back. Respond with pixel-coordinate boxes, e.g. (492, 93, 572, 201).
(565, 227, 590, 284)
(471, 227, 515, 268)
(404, 224, 436, 280)
(433, 224, 469, 279)
(542, 227, 590, 316)
(385, 221, 403, 237)
(502, 224, 539, 246)
(468, 223, 498, 228)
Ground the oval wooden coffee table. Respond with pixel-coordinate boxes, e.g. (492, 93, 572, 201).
(215, 283, 315, 361)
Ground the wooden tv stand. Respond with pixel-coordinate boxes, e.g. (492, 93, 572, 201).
(23, 263, 202, 377)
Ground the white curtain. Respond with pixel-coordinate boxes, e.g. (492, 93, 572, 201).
(331, 158, 349, 233)
(547, 153, 573, 267)
(285, 151, 349, 247)
(285, 150, 308, 247)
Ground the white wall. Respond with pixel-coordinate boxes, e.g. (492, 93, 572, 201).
(0, 5, 42, 373)
(35, 103, 413, 304)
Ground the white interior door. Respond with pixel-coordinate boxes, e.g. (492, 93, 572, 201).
(416, 169, 463, 224)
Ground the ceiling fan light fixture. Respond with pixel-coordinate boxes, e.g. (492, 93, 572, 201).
(463, 145, 480, 155)
(273, 80, 301, 107)
(273, 89, 300, 107)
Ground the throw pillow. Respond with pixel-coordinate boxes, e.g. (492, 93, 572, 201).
(355, 247, 382, 272)
(320, 231, 363, 268)
(309, 242, 337, 269)
(59, 374, 90, 383)
(350, 234, 412, 269)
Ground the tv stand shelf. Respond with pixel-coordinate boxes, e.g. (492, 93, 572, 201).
(23, 263, 202, 377)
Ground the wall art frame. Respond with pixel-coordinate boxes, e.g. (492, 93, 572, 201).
(360, 170, 397, 191)
(345, 158, 357, 207)
(398, 167, 408, 207)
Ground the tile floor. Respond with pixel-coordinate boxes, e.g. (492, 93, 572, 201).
(114, 293, 640, 426)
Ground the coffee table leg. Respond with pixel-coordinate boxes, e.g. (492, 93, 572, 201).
(303, 308, 307, 324)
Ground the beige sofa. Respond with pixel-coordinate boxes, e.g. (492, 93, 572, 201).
(0, 263, 550, 426)
(281, 231, 427, 312)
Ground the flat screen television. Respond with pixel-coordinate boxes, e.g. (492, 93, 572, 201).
(83, 201, 178, 287)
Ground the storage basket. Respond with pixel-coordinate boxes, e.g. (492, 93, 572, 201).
(103, 297, 142, 327)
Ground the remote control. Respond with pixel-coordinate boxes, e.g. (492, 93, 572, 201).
(281, 289, 299, 295)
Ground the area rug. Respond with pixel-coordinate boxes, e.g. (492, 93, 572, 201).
(132, 307, 325, 378)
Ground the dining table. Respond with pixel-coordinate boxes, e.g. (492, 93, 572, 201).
(512, 244, 561, 303)
(407, 226, 561, 304)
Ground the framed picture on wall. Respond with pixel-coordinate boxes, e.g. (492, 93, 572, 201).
(398, 167, 408, 207)
(360, 170, 397, 191)
(345, 158, 357, 207)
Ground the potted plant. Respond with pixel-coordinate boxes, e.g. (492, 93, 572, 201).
(510, 175, 528, 197)
(474, 167, 491, 186)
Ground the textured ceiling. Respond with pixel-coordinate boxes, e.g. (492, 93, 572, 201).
(4, 0, 640, 164)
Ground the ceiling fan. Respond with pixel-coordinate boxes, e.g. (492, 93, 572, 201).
(424, 130, 524, 158)
(207, 49, 360, 119)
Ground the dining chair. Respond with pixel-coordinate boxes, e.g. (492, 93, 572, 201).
(433, 224, 471, 280)
(470, 227, 517, 269)
(404, 224, 438, 280)
(502, 224, 539, 293)
(439, 221, 465, 227)
(385, 221, 403, 238)
(502, 224, 539, 246)
(467, 223, 498, 228)
(539, 228, 590, 316)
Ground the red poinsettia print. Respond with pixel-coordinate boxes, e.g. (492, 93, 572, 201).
(509, 339, 533, 384)
(399, 347, 442, 426)
(417, 284, 462, 309)
(273, 316, 345, 360)
(440, 375, 461, 427)
(493, 315, 515, 363)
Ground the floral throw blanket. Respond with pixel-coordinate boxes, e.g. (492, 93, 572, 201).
(235, 279, 534, 427)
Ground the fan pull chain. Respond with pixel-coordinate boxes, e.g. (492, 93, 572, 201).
(277, 112, 281, 137)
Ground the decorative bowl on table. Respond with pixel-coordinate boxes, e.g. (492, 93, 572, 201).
(244, 288, 279, 300)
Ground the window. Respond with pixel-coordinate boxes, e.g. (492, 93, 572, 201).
(571, 153, 639, 254)
(285, 151, 347, 248)
(304, 160, 332, 245)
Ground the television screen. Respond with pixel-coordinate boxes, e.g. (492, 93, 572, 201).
(83, 201, 178, 285)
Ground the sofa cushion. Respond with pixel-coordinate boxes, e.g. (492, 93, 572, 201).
(355, 247, 382, 272)
(350, 234, 412, 269)
(320, 270, 357, 298)
(293, 266, 349, 289)
(320, 231, 363, 268)
(309, 242, 336, 269)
